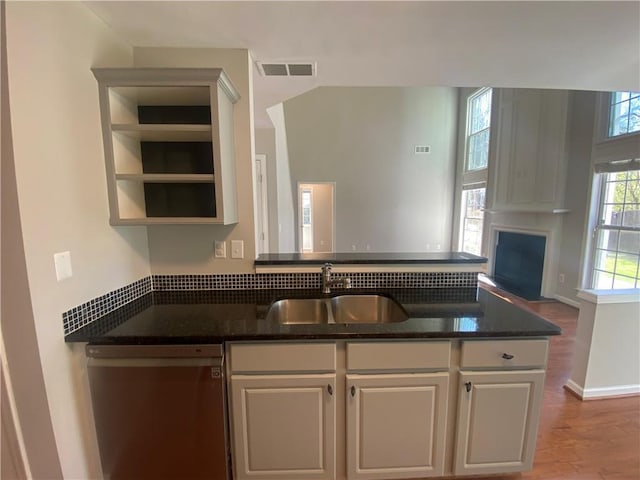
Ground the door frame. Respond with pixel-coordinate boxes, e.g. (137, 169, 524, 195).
(254, 154, 270, 254)
(296, 182, 336, 254)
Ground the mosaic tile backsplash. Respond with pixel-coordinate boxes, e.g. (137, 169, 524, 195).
(62, 277, 152, 335)
(63, 271, 479, 335)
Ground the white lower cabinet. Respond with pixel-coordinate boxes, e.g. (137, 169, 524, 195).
(230, 374, 336, 480)
(346, 373, 449, 479)
(453, 339, 547, 477)
(228, 339, 549, 480)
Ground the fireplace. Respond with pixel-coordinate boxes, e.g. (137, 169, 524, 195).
(493, 231, 547, 300)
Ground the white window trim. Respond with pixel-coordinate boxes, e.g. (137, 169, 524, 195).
(587, 169, 640, 289)
(464, 87, 492, 175)
(592, 92, 640, 165)
(583, 91, 640, 290)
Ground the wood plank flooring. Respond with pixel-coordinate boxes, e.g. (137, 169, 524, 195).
(462, 285, 640, 480)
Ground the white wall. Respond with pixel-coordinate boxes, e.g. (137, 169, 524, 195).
(267, 103, 296, 252)
(555, 91, 598, 305)
(134, 47, 257, 272)
(5, 2, 151, 478)
(568, 290, 640, 399)
(283, 87, 458, 253)
(254, 128, 279, 252)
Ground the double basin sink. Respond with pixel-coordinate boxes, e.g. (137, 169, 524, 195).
(266, 294, 408, 325)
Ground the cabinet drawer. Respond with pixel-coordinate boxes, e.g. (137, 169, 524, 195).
(229, 342, 336, 373)
(347, 341, 450, 371)
(461, 339, 548, 369)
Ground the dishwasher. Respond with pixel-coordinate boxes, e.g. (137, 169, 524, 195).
(86, 344, 230, 480)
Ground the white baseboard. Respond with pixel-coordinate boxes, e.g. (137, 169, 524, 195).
(553, 294, 580, 309)
(565, 379, 640, 399)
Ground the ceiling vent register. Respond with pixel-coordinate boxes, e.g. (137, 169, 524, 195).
(256, 61, 316, 77)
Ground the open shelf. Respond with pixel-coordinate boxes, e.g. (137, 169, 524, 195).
(93, 68, 240, 225)
(115, 174, 215, 183)
(111, 124, 212, 142)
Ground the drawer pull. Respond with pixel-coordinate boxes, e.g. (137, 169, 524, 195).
(465, 381, 472, 393)
(502, 353, 515, 360)
(327, 384, 333, 396)
(351, 385, 356, 397)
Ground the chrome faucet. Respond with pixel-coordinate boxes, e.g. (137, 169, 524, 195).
(321, 263, 352, 294)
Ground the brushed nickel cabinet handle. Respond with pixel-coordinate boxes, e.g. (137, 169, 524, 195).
(465, 382, 472, 393)
(327, 384, 333, 396)
(351, 385, 356, 397)
(502, 353, 515, 360)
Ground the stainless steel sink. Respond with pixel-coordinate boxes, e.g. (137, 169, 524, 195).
(329, 295, 408, 324)
(267, 295, 408, 324)
(266, 298, 330, 324)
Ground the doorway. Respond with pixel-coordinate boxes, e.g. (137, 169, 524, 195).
(297, 182, 335, 253)
(255, 155, 269, 254)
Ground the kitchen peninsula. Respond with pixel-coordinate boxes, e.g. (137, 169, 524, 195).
(65, 250, 560, 480)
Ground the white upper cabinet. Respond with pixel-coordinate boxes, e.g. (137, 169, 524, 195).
(92, 68, 240, 225)
(489, 88, 569, 213)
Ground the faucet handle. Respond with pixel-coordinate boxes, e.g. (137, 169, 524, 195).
(322, 262, 333, 271)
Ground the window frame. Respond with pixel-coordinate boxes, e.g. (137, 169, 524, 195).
(459, 184, 487, 256)
(588, 169, 640, 289)
(464, 87, 493, 173)
(584, 90, 640, 290)
(455, 87, 493, 255)
(594, 91, 640, 145)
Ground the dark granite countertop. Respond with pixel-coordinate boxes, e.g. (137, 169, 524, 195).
(64, 288, 561, 344)
(255, 252, 488, 265)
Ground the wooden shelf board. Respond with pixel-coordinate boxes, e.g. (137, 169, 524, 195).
(111, 124, 212, 141)
(115, 173, 215, 183)
(111, 217, 224, 226)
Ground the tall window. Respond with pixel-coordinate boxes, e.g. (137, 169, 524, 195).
(461, 187, 486, 255)
(591, 168, 640, 289)
(609, 91, 640, 137)
(588, 90, 640, 289)
(466, 88, 492, 171)
(459, 88, 492, 255)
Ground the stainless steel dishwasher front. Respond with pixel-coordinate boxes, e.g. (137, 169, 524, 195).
(86, 344, 230, 480)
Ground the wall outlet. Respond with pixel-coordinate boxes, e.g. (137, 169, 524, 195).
(559, 273, 565, 284)
(54, 251, 73, 281)
(214, 241, 226, 258)
(231, 240, 244, 259)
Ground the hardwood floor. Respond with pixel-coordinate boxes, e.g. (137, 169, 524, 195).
(464, 285, 640, 480)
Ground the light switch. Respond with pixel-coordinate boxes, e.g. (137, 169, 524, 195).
(214, 241, 226, 258)
(54, 251, 73, 281)
(231, 240, 244, 259)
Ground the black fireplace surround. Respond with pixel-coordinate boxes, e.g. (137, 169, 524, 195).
(494, 231, 546, 300)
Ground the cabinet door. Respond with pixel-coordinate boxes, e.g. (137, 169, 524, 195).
(491, 89, 568, 211)
(346, 373, 449, 479)
(230, 374, 336, 480)
(454, 369, 545, 476)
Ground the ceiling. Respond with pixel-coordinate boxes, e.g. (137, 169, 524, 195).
(86, 1, 640, 128)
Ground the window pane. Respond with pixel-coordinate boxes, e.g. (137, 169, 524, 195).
(466, 88, 492, 171)
(461, 187, 485, 255)
(469, 89, 492, 134)
(596, 230, 618, 251)
(467, 129, 490, 170)
(594, 269, 613, 289)
(618, 231, 640, 254)
(591, 170, 640, 289)
(608, 91, 640, 137)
